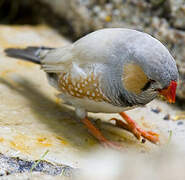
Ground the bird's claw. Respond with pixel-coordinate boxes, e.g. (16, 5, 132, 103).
(111, 117, 159, 144)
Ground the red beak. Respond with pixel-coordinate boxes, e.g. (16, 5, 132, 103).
(159, 81, 177, 103)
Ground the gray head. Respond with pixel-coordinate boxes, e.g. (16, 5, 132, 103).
(102, 30, 179, 107)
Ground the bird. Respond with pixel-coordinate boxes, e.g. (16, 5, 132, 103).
(4, 28, 178, 148)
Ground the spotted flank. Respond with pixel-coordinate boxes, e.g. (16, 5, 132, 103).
(58, 72, 110, 102)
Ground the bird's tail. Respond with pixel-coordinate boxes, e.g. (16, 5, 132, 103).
(4, 46, 54, 64)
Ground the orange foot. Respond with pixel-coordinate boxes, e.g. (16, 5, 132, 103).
(81, 117, 121, 150)
(111, 112, 159, 144)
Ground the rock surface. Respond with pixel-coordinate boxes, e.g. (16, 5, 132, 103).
(0, 25, 185, 179)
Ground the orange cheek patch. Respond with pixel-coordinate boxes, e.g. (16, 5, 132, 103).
(58, 72, 110, 102)
(123, 63, 148, 94)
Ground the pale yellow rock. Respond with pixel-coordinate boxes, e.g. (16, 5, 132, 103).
(0, 25, 184, 174)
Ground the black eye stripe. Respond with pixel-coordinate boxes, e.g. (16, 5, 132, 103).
(142, 80, 155, 91)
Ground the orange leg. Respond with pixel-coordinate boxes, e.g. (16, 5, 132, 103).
(81, 117, 121, 149)
(112, 112, 159, 144)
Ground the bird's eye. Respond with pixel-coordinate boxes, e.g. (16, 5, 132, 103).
(142, 80, 155, 91)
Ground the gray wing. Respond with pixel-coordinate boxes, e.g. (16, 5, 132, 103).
(41, 28, 128, 73)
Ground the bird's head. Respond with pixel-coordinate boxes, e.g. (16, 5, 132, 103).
(122, 63, 178, 105)
(120, 33, 179, 105)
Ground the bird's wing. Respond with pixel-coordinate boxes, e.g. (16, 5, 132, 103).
(41, 29, 120, 73)
(40, 45, 74, 72)
(41, 44, 93, 80)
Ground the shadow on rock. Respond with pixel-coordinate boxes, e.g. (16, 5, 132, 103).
(0, 76, 102, 150)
